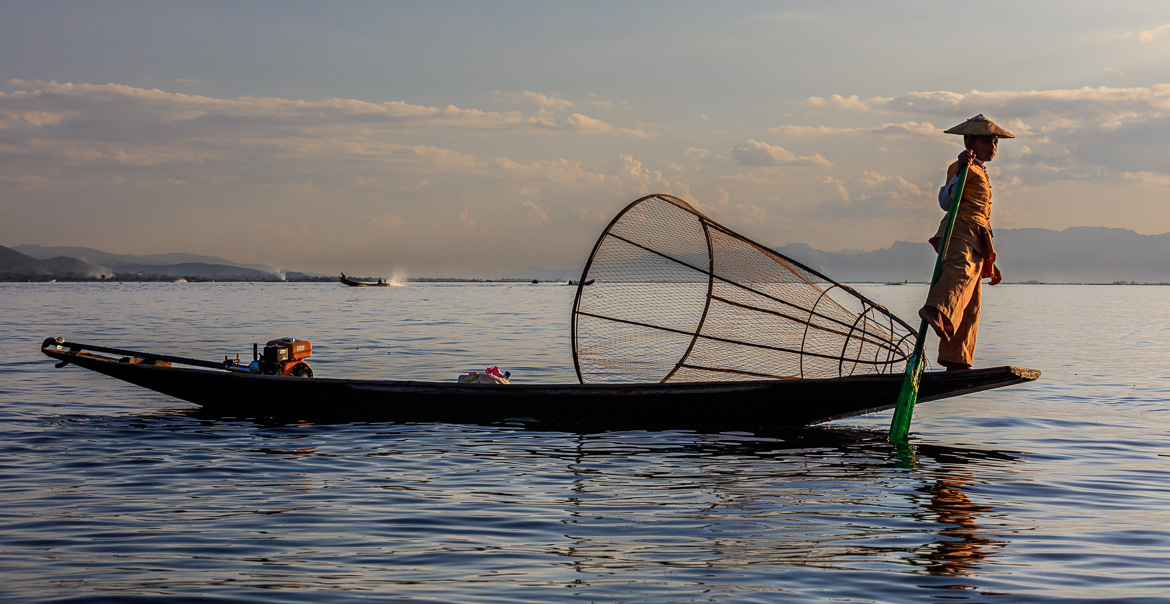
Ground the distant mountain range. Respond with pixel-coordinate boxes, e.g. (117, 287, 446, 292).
(2, 245, 324, 281)
(4, 226, 1169, 283)
(776, 227, 1170, 284)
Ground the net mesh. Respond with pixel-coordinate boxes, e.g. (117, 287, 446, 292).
(571, 194, 915, 384)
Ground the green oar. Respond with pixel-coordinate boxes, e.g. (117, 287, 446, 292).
(889, 165, 970, 441)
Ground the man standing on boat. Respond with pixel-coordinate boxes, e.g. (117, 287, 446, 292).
(918, 114, 1014, 371)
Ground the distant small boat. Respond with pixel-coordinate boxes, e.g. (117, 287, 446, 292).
(566, 279, 595, 286)
(339, 273, 390, 287)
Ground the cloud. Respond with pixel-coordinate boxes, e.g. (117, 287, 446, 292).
(729, 139, 832, 167)
(587, 94, 631, 112)
(488, 157, 605, 184)
(521, 200, 548, 224)
(369, 211, 406, 230)
(1128, 24, 1170, 42)
(618, 154, 671, 190)
(770, 121, 939, 138)
(0, 80, 654, 138)
(685, 147, 712, 161)
(0, 108, 76, 127)
(493, 90, 577, 110)
(565, 113, 655, 138)
(1053, 113, 1170, 175)
(0, 80, 666, 196)
(0, 174, 57, 191)
(796, 84, 1170, 178)
(1123, 171, 1170, 186)
(819, 175, 849, 202)
(808, 171, 928, 219)
(6, 77, 1168, 274)
(821, 94, 874, 111)
(807, 85, 1170, 125)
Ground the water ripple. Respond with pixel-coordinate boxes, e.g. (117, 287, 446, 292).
(2, 283, 1170, 601)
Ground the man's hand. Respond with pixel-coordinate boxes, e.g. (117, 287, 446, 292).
(957, 149, 974, 171)
(989, 265, 1002, 286)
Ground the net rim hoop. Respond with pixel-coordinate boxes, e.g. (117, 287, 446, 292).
(571, 194, 673, 383)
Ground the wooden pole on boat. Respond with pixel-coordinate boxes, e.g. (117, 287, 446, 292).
(50, 339, 227, 370)
(889, 166, 969, 442)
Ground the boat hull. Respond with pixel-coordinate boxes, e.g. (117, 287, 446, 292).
(41, 342, 1039, 429)
(339, 276, 388, 287)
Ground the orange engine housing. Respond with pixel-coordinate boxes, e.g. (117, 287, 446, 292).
(262, 338, 313, 377)
(267, 338, 312, 361)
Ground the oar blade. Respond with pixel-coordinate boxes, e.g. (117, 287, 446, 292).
(889, 354, 923, 441)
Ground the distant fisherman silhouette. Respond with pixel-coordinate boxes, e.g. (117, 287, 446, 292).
(919, 114, 1014, 371)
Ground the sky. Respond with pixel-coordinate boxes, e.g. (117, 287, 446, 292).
(3, 1, 1170, 277)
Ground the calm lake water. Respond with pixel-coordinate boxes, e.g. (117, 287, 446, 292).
(1, 281, 1168, 602)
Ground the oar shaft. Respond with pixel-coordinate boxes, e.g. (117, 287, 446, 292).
(57, 340, 225, 370)
(889, 166, 969, 441)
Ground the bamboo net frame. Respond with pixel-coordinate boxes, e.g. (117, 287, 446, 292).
(571, 194, 915, 384)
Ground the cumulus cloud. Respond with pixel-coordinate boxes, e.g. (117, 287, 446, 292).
(587, 94, 631, 112)
(605, 154, 692, 204)
(1124, 171, 1170, 185)
(1129, 24, 1170, 42)
(487, 157, 605, 184)
(565, 113, 655, 138)
(797, 84, 1170, 179)
(0, 174, 57, 191)
(770, 121, 940, 138)
(730, 139, 832, 167)
(369, 211, 406, 230)
(459, 208, 475, 231)
(0, 80, 666, 196)
(521, 200, 548, 224)
(806, 85, 1170, 125)
(0, 80, 653, 138)
(493, 90, 577, 110)
(618, 154, 669, 188)
(6, 77, 1168, 273)
(809, 171, 929, 219)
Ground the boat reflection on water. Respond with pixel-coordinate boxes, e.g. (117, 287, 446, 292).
(547, 429, 1021, 584)
(147, 410, 1018, 586)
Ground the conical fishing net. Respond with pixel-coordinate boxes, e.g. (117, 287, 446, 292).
(571, 194, 915, 384)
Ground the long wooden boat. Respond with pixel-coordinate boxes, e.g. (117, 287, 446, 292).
(41, 338, 1039, 430)
(339, 273, 389, 287)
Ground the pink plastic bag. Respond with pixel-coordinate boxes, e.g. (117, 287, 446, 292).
(457, 367, 510, 385)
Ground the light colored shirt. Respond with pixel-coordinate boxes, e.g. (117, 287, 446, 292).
(938, 158, 988, 210)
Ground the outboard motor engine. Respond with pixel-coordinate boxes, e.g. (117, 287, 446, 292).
(249, 338, 313, 377)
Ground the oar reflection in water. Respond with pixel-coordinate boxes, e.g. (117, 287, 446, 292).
(919, 476, 1004, 577)
(548, 429, 1020, 577)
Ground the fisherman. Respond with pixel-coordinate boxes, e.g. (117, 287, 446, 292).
(919, 114, 1014, 371)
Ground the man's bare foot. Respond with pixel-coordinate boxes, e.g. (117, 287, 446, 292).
(940, 361, 971, 372)
(919, 306, 949, 341)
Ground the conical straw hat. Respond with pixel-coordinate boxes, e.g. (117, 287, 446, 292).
(944, 114, 1014, 138)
